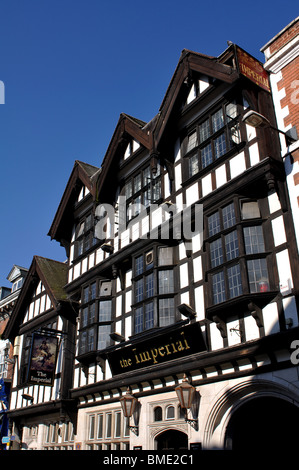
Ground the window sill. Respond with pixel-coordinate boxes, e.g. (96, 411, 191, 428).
(206, 290, 279, 322)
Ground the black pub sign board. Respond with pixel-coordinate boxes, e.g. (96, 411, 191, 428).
(107, 322, 206, 376)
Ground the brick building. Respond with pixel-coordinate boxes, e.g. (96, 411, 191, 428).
(261, 17, 299, 247)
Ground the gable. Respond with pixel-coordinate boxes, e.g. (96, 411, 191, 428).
(3, 257, 69, 341)
(48, 160, 101, 245)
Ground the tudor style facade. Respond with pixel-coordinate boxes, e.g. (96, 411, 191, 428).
(3, 39, 299, 450)
(3, 257, 77, 450)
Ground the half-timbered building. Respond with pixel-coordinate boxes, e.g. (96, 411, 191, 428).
(4, 256, 77, 450)
(4, 41, 299, 450)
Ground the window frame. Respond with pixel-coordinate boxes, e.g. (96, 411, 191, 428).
(132, 245, 177, 335)
(205, 198, 273, 308)
(183, 99, 244, 180)
(78, 279, 114, 357)
(122, 162, 163, 225)
(74, 212, 98, 259)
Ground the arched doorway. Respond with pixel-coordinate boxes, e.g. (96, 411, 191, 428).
(155, 430, 188, 450)
(225, 397, 299, 450)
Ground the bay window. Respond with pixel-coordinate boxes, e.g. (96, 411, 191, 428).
(79, 280, 113, 356)
(206, 199, 271, 306)
(133, 246, 176, 334)
(123, 162, 162, 223)
(75, 213, 97, 258)
(184, 100, 242, 178)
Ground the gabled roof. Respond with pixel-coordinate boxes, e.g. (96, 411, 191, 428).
(48, 160, 101, 243)
(153, 47, 239, 148)
(7, 265, 28, 283)
(98, 46, 240, 198)
(3, 256, 69, 341)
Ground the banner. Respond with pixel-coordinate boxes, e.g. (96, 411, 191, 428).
(27, 333, 59, 386)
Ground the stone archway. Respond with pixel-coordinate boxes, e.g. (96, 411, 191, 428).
(155, 429, 188, 450)
(225, 396, 299, 450)
(203, 378, 299, 449)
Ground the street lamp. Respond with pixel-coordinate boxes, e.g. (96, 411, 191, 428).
(120, 388, 139, 435)
(242, 110, 297, 145)
(175, 374, 198, 430)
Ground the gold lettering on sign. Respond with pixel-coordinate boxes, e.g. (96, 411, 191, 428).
(120, 331, 191, 369)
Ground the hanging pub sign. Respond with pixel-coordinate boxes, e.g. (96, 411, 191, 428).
(236, 46, 271, 93)
(107, 322, 207, 376)
(26, 333, 59, 386)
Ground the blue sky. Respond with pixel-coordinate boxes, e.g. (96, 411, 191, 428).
(0, 0, 296, 287)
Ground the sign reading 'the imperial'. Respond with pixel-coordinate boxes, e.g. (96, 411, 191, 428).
(107, 322, 206, 376)
(236, 46, 271, 93)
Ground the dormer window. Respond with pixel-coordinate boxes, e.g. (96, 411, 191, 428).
(123, 163, 162, 223)
(78, 280, 113, 356)
(132, 246, 176, 334)
(75, 213, 97, 258)
(184, 100, 241, 178)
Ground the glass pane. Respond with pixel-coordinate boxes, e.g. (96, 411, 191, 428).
(210, 238, 223, 268)
(133, 195, 141, 216)
(83, 287, 89, 303)
(158, 270, 174, 294)
(152, 180, 161, 202)
(145, 302, 154, 330)
(97, 324, 111, 350)
(212, 271, 226, 304)
(87, 328, 95, 351)
(247, 259, 269, 293)
(159, 298, 175, 327)
(135, 306, 144, 333)
(241, 202, 261, 219)
(145, 273, 154, 298)
(187, 131, 198, 152)
(115, 412, 121, 438)
(225, 230, 239, 260)
(166, 406, 175, 420)
(143, 166, 151, 185)
(189, 154, 199, 176)
(201, 143, 213, 168)
(212, 109, 224, 132)
(199, 119, 210, 143)
(228, 264, 243, 298)
(80, 331, 87, 354)
(89, 302, 96, 323)
(214, 133, 226, 158)
(89, 415, 95, 439)
(97, 415, 103, 439)
(134, 174, 142, 194)
(135, 255, 144, 276)
(99, 300, 112, 322)
(222, 203, 236, 229)
(158, 247, 173, 266)
(135, 278, 144, 303)
(106, 413, 112, 438)
(81, 307, 88, 327)
(125, 182, 132, 199)
(154, 407, 162, 421)
(208, 212, 221, 236)
(244, 226, 265, 254)
(90, 282, 96, 299)
(85, 215, 92, 231)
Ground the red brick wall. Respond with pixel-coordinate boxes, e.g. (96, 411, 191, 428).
(277, 56, 299, 131)
(269, 20, 299, 55)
